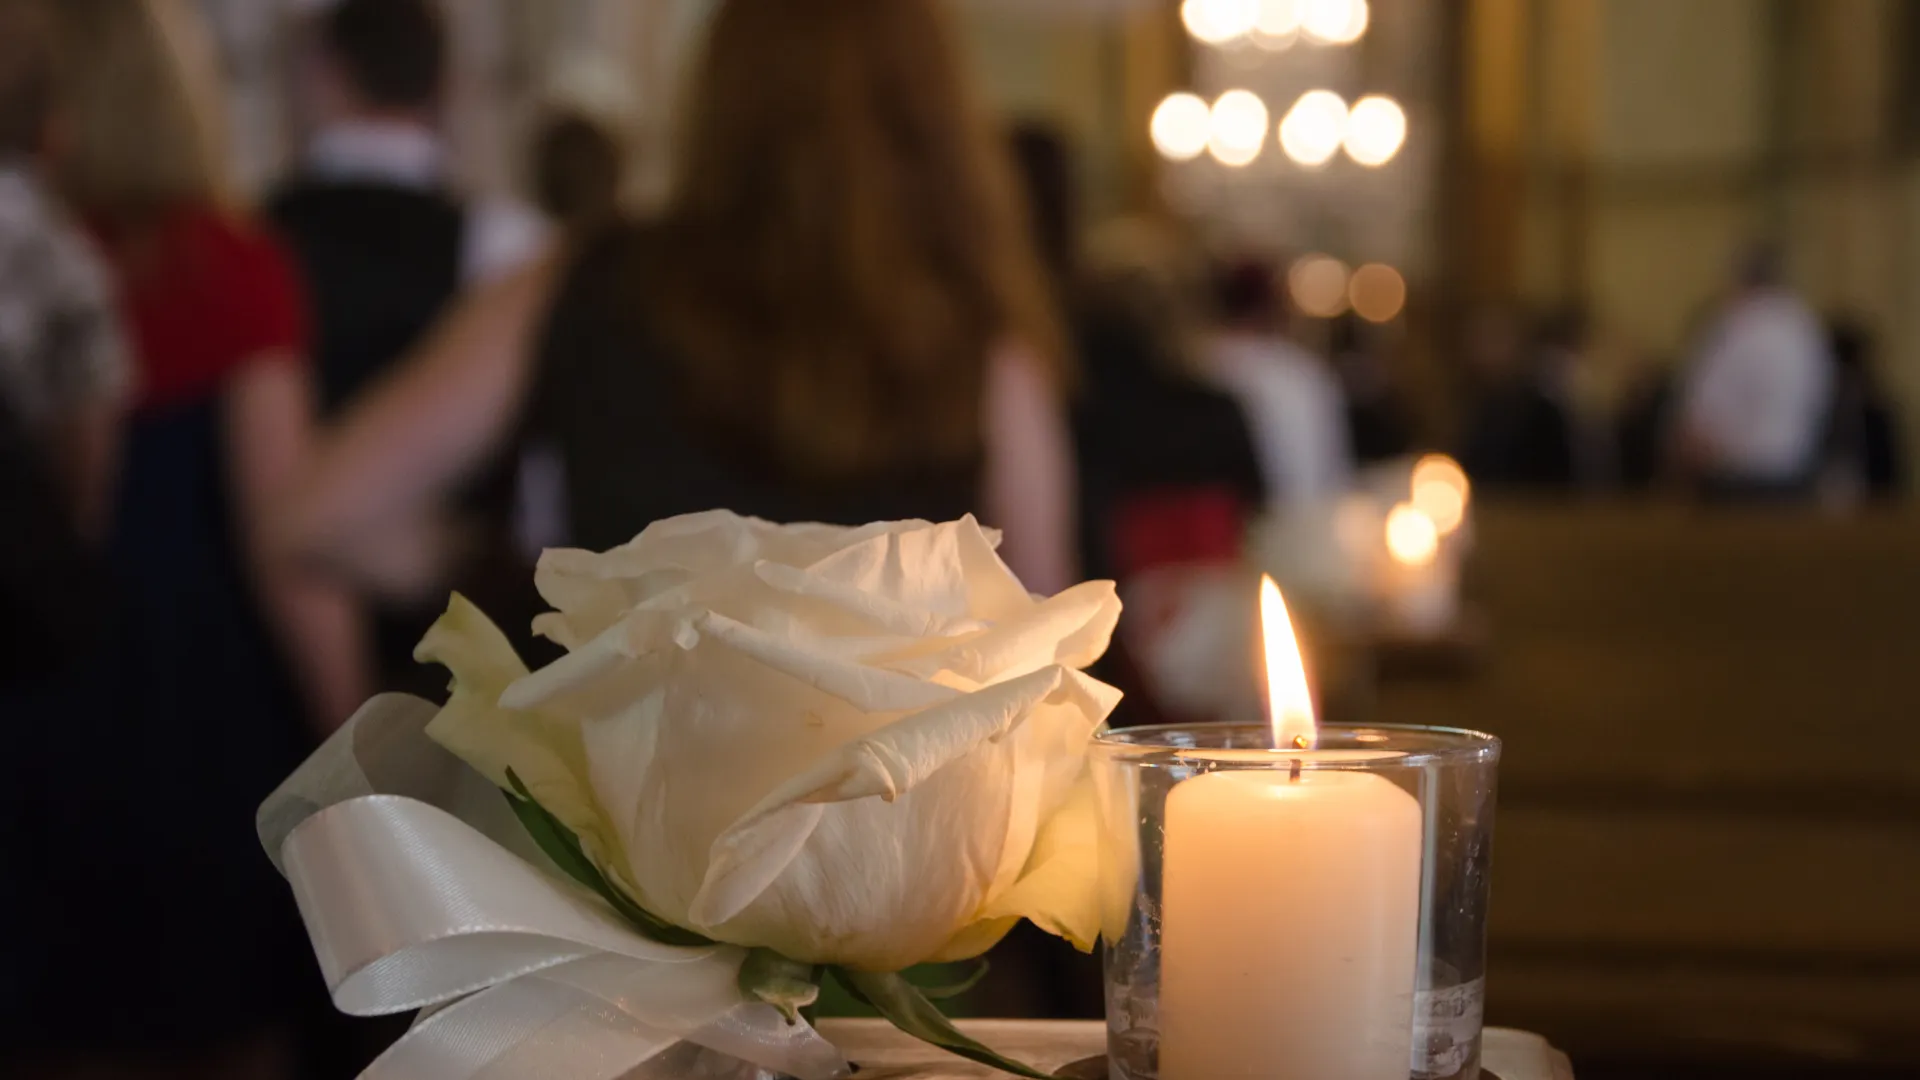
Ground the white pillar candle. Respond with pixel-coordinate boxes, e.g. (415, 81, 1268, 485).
(1158, 767, 1423, 1079)
(1155, 577, 1425, 1079)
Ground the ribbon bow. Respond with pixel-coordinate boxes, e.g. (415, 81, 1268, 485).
(258, 694, 851, 1080)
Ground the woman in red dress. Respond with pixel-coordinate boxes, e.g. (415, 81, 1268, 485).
(8, 2, 366, 1078)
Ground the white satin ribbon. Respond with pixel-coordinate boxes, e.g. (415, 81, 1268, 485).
(259, 694, 850, 1080)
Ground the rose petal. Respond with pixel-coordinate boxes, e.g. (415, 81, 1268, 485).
(685, 666, 1114, 966)
(935, 769, 1105, 959)
(417, 595, 627, 885)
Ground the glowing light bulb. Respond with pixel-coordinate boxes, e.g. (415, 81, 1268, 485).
(1253, 0, 1302, 49)
(1288, 253, 1351, 318)
(1344, 95, 1407, 166)
(1208, 89, 1269, 167)
(1278, 89, 1347, 167)
(1348, 262, 1407, 323)
(1152, 92, 1213, 161)
(1301, 0, 1368, 45)
(1182, 0, 1260, 45)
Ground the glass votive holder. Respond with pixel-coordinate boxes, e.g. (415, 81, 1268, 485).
(1091, 723, 1501, 1080)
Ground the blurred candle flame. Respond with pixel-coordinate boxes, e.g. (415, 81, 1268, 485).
(1260, 574, 1316, 750)
(1410, 454, 1469, 536)
(1384, 503, 1440, 567)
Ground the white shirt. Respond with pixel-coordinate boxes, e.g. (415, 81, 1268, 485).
(1680, 290, 1834, 481)
(1204, 333, 1354, 505)
(305, 121, 548, 285)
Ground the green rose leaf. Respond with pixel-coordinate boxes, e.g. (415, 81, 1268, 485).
(916, 959, 990, 1001)
(828, 967, 1051, 1079)
(738, 948, 821, 1024)
(503, 768, 713, 947)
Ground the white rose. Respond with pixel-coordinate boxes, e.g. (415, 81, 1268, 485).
(417, 511, 1123, 971)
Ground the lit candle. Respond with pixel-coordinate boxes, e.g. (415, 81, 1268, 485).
(1157, 576, 1422, 1079)
(1410, 453, 1470, 538)
(1382, 500, 1458, 633)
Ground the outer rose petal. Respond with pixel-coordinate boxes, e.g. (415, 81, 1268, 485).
(686, 666, 1113, 969)
(417, 595, 626, 885)
(932, 770, 1105, 961)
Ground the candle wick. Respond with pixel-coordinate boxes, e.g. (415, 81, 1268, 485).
(1289, 757, 1302, 783)
(1291, 734, 1310, 750)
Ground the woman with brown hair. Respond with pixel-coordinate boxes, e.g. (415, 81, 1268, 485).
(282, 0, 1078, 608)
(7, 1, 361, 1076)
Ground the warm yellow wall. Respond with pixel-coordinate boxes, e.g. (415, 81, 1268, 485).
(1507, 0, 1920, 446)
(955, 6, 1175, 222)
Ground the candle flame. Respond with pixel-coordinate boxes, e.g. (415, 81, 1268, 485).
(1260, 574, 1316, 750)
(1411, 453, 1470, 536)
(1384, 502, 1440, 567)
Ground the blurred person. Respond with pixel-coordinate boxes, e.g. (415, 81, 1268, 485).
(274, 0, 545, 355)
(1201, 258, 1353, 506)
(1615, 357, 1680, 490)
(1007, 118, 1076, 293)
(0, 0, 131, 677)
(1673, 245, 1833, 499)
(5, 2, 365, 1077)
(1459, 307, 1612, 490)
(1072, 223, 1265, 588)
(280, 0, 1079, 627)
(531, 108, 626, 234)
(0, 0, 129, 1040)
(1330, 311, 1415, 464)
(1817, 318, 1904, 502)
(268, 0, 546, 698)
(1072, 222, 1263, 742)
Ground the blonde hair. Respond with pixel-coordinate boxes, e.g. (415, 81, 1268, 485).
(43, 0, 231, 222)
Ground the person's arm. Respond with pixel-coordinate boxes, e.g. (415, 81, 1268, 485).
(981, 342, 1079, 594)
(278, 254, 561, 595)
(225, 355, 368, 734)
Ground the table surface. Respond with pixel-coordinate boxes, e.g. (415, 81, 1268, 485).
(816, 1019, 1574, 1079)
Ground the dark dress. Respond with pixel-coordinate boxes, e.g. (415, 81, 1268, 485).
(5, 211, 315, 1054)
(519, 224, 978, 557)
(1071, 312, 1265, 587)
(268, 180, 468, 699)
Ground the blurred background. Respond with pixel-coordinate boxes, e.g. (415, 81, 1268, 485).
(3, 1, 1918, 1078)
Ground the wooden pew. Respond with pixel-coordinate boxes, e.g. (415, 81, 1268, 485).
(1365, 502, 1920, 1071)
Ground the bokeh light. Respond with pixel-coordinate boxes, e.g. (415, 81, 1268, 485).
(1182, 0, 1260, 45)
(1151, 92, 1213, 161)
(1411, 454, 1471, 536)
(1208, 89, 1269, 167)
(1278, 89, 1348, 167)
(1384, 503, 1440, 567)
(1301, 0, 1369, 45)
(1348, 262, 1407, 323)
(1344, 94, 1407, 166)
(1253, 0, 1302, 49)
(1288, 253, 1351, 318)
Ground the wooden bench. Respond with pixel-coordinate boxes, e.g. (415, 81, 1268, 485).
(1366, 502, 1920, 1070)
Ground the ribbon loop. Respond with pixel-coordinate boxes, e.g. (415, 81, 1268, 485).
(263, 695, 851, 1080)
(283, 795, 712, 1015)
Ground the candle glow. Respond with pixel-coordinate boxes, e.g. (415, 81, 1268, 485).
(1411, 453, 1470, 535)
(1385, 502, 1440, 567)
(1259, 574, 1316, 750)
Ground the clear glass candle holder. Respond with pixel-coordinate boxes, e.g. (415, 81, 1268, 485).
(1091, 723, 1500, 1080)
